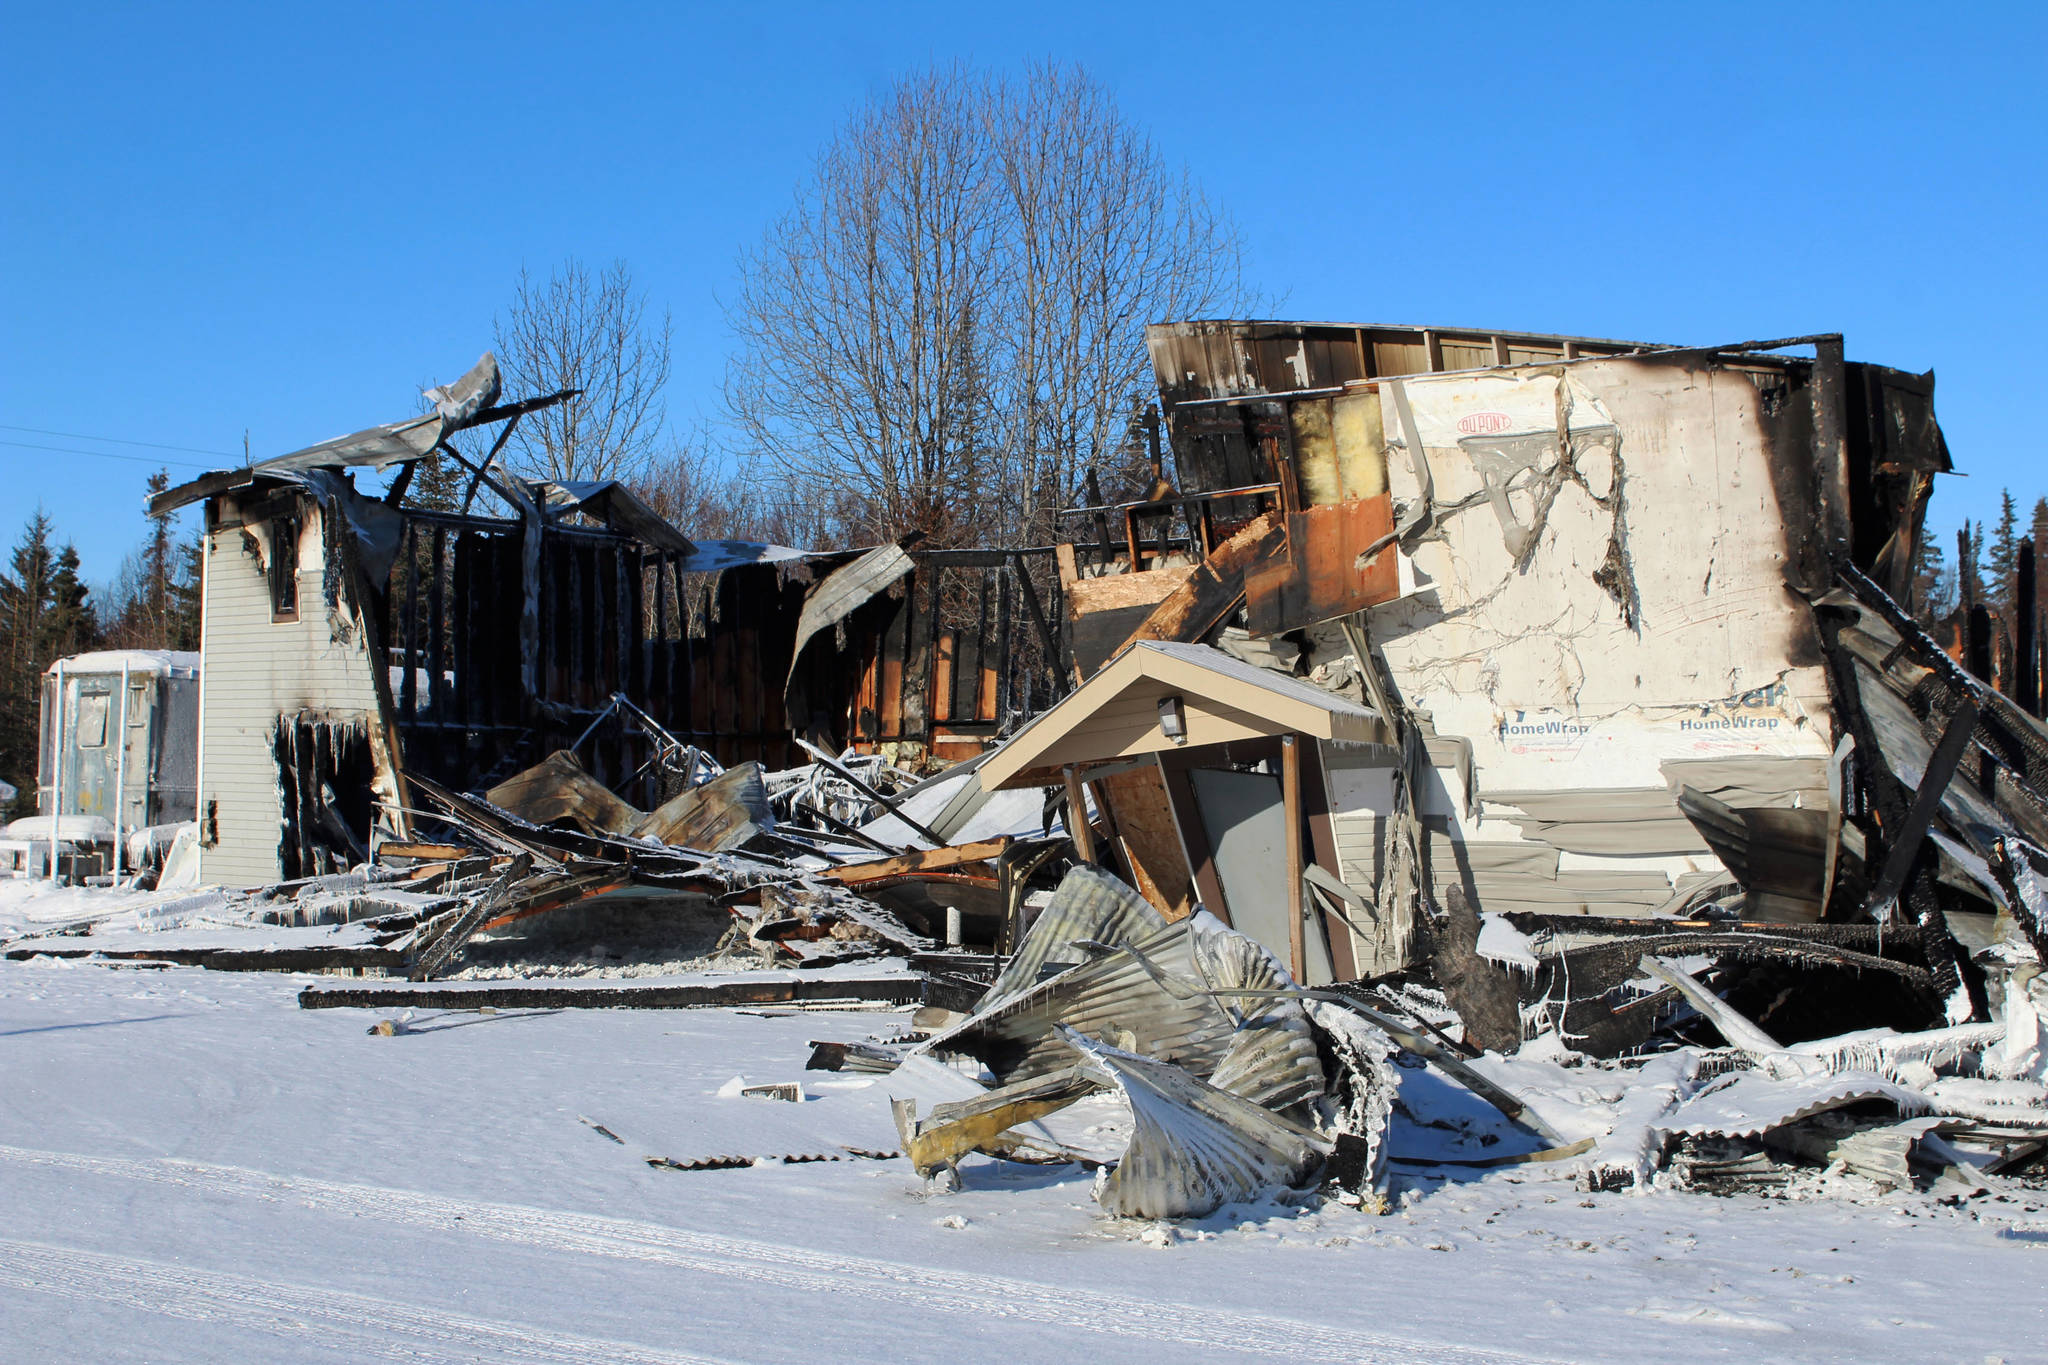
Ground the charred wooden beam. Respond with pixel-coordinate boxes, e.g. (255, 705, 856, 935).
(299, 975, 928, 1012)
(1862, 696, 1980, 922)
(1010, 553, 1066, 700)
(1123, 510, 1286, 650)
(2020, 539, 2039, 715)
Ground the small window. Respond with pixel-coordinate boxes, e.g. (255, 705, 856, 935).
(270, 514, 301, 622)
(77, 692, 109, 748)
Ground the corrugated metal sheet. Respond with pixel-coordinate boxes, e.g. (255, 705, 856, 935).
(927, 914, 1238, 1084)
(978, 864, 1164, 1009)
(1197, 921, 1325, 1112)
(1064, 1028, 1326, 1220)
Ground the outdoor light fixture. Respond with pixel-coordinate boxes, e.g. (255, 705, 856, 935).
(1157, 695, 1187, 744)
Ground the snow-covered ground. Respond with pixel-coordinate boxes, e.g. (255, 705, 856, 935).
(4, 951, 2046, 1363)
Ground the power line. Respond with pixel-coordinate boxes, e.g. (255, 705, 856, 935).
(0, 422, 238, 459)
(0, 439, 214, 471)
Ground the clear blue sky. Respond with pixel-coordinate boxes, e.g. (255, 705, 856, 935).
(4, 2, 2042, 590)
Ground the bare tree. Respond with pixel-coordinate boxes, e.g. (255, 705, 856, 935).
(727, 69, 1003, 546)
(987, 64, 1251, 538)
(495, 259, 673, 484)
(637, 431, 848, 550)
(725, 63, 1253, 548)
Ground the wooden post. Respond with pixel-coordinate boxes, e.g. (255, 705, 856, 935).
(2018, 538, 2038, 715)
(1063, 764, 1096, 864)
(1968, 604, 1994, 684)
(1282, 733, 1305, 983)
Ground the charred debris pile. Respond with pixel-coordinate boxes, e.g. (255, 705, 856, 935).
(19, 324, 2048, 1216)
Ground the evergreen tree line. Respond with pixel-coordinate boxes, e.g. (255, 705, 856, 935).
(0, 469, 200, 817)
(1910, 489, 2048, 628)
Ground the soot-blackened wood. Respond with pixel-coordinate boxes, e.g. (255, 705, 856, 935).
(1428, 885, 1523, 1055)
(736, 576, 763, 758)
(401, 522, 420, 722)
(273, 721, 298, 878)
(300, 975, 927, 1011)
(638, 553, 654, 709)
(880, 575, 910, 741)
(8, 945, 407, 972)
(542, 542, 561, 700)
(479, 535, 501, 725)
(295, 721, 320, 878)
(613, 546, 630, 698)
(1968, 604, 1994, 685)
(312, 722, 336, 864)
(1010, 554, 1064, 699)
(487, 535, 514, 726)
(1083, 467, 1114, 566)
(453, 529, 475, 731)
(653, 552, 672, 724)
(995, 567, 1013, 727)
(589, 545, 608, 717)
(902, 569, 935, 741)
(1862, 697, 1981, 921)
(567, 543, 586, 708)
(427, 526, 447, 721)
(2019, 539, 2038, 715)
(533, 540, 551, 706)
(925, 567, 948, 730)
(585, 544, 605, 709)
(966, 568, 992, 722)
(686, 580, 706, 744)
(713, 576, 737, 764)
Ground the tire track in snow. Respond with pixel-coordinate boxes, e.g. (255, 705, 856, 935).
(0, 1239, 728, 1365)
(0, 1143, 1538, 1364)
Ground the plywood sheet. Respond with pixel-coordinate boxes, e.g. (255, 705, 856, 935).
(1098, 764, 1195, 921)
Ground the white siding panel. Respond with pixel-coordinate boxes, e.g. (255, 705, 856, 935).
(197, 507, 384, 887)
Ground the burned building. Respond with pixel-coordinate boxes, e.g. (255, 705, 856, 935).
(151, 355, 1054, 887)
(989, 323, 1958, 982)
(31, 324, 2041, 1219)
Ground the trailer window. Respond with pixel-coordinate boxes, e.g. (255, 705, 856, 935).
(77, 692, 109, 748)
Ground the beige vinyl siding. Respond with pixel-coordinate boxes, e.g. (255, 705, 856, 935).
(1319, 741, 1405, 974)
(196, 505, 383, 887)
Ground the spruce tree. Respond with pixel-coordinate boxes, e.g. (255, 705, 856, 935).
(39, 544, 99, 660)
(169, 532, 204, 651)
(143, 470, 176, 626)
(1990, 490, 2020, 612)
(1912, 529, 1950, 624)
(409, 453, 465, 513)
(0, 513, 58, 817)
(6, 511, 55, 659)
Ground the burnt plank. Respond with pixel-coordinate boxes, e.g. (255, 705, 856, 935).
(298, 975, 927, 1011)
(427, 526, 447, 720)
(401, 521, 420, 722)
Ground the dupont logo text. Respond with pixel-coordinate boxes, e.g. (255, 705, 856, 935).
(1456, 411, 1514, 435)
